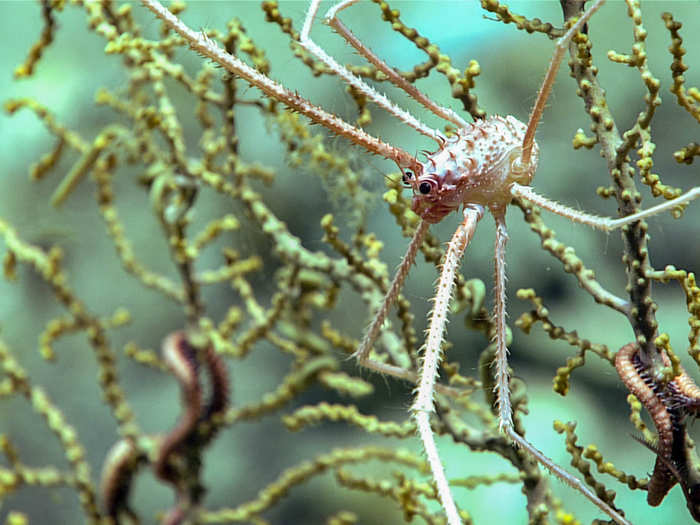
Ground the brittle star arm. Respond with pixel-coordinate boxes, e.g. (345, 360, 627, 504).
(140, 0, 417, 168)
(617, 343, 700, 516)
(511, 183, 700, 231)
(615, 344, 677, 504)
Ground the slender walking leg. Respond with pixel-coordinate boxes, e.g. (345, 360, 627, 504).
(411, 205, 484, 525)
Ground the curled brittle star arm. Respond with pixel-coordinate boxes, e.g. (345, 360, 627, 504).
(615, 344, 677, 505)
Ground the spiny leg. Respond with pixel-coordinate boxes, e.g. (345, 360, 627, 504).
(520, 0, 606, 167)
(490, 214, 632, 525)
(300, 0, 444, 143)
(140, 0, 417, 167)
(353, 216, 482, 400)
(323, 0, 470, 129)
(506, 6, 650, 518)
(353, 220, 430, 383)
(491, 214, 511, 429)
(511, 183, 700, 232)
(353, 220, 428, 375)
(411, 204, 484, 525)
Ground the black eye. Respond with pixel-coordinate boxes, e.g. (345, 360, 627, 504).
(419, 182, 432, 194)
(402, 170, 414, 185)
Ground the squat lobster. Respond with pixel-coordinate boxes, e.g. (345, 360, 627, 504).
(141, 1, 700, 523)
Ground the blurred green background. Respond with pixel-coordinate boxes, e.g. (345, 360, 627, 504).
(1, 1, 699, 523)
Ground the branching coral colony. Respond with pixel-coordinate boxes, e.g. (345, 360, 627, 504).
(1, 0, 699, 524)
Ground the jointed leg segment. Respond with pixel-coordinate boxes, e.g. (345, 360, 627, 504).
(140, 0, 417, 167)
(301, 0, 445, 143)
(520, 0, 605, 166)
(323, 0, 470, 129)
(492, 215, 512, 431)
(512, 183, 700, 232)
(411, 205, 484, 525)
(491, 213, 632, 525)
(353, 220, 428, 364)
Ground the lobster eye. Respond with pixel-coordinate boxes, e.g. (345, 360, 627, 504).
(419, 181, 432, 195)
(402, 170, 414, 185)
